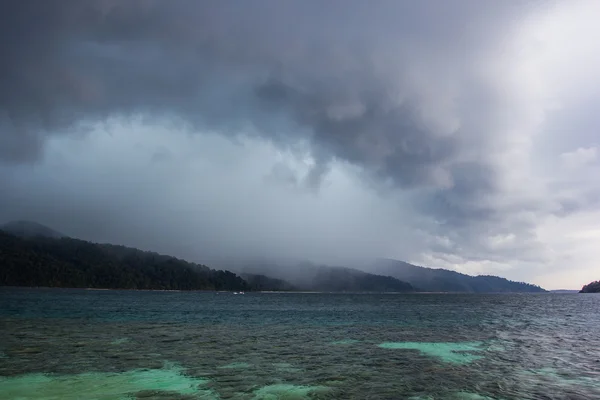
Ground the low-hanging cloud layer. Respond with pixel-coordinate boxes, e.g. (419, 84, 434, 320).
(1, 0, 599, 289)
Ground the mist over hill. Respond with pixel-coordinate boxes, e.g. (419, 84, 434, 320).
(1, 220, 65, 239)
(370, 258, 546, 293)
(237, 260, 415, 293)
(0, 222, 414, 292)
(0, 221, 547, 293)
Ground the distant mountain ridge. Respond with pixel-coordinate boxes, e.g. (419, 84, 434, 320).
(0, 230, 252, 291)
(237, 260, 415, 292)
(240, 273, 297, 292)
(0, 224, 413, 292)
(370, 258, 546, 293)
(0, 220, 545, 293)
(1, 220, 65, 239)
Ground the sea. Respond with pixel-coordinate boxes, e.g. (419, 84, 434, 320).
(0, 288, 599, 399)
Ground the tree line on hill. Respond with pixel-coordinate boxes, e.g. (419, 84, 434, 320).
(0, 229, 415, 292)
(0, 220, 549, 293)
(369, 258, 546, 293)
(0, 231, 273, 291)
(579, 280, 600, 293)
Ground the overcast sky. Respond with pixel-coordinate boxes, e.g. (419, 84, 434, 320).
(1, 0, 599, 289)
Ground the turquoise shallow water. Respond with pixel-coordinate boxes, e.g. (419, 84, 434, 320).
(1, 288, 599, 399)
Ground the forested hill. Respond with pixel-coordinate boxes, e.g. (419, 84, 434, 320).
(371, 258, 546, 293)
(237, 261, 416, 293)
(0, 229, 414, 292)
(0, 230, 253, 291)
(579, 280, 600, 293)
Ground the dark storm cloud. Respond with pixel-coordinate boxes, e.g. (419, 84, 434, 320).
(255, 77, 460, 188)
(0, 0, 536, 192)
(417, 162, 498, 226)
(3, 0, 600, 288)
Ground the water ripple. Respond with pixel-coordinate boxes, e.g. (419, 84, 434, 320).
(1, 288, 599, 399)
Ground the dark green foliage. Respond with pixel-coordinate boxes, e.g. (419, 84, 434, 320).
(0, 228, 412, 293)
(372, 259, 546, 293)
(579, 280, 600, 293)
(241, 273, 297, 291)
(240, 261, 416, 292)
(0, 231, 251, 291)
(309, 266, 415, 292)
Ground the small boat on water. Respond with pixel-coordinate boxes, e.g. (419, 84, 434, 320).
(233, 291, 245, 295)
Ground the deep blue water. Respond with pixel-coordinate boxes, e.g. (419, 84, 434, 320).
(1, 288, 599, 399)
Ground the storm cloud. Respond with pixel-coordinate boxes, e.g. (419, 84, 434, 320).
(0, 1, 527, 183)
(1, 0, 600, 289)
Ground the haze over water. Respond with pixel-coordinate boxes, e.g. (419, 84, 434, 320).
(1, 288, 599, 399)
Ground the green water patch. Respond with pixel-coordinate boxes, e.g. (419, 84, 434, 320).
(377, 341, 484, 364)
(218, 362, 252, 369)
(252, 383, 329, 399)
(481, 339, 506, 353)
(484, 344, 505, 352)
(0, 362, 216, 399)
(330, 339, 360, 345)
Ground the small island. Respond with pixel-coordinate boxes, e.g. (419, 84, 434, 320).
(579, 280, 600, 293)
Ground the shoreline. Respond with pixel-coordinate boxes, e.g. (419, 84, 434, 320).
(0, 286, 552, 294)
